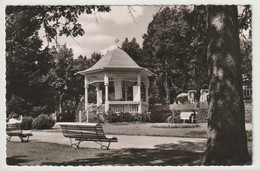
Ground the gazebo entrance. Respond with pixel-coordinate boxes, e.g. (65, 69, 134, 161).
(77, 48, 153, 115)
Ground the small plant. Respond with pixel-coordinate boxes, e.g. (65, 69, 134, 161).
(166, 110, 181, 123)
(32, 114, 55, 129)
(104, 111, 151, 123)
(141, 112, 151, 122)
(21, 116, 34, 130)
(118, 112, 132, 122)
(104, 110, 118, 123)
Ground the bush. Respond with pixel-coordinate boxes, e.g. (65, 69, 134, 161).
(118, 112, 133, 122)
(150, 109, 172, 123)
(105, 110, 118, 123)
(32, 114, 55, 129)
(21, 116, 33, 130)
(104, 111, 151, 123)
(196, 109, 208, 123)
(141, 112, 151, 122)
(166, 110, 181, 123)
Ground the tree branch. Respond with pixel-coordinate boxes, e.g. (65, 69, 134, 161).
(127, 6, 138, 25)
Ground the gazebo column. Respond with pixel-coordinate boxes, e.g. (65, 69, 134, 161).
(124, 81, 128, 101)
(104, 73, 109, 113)
(96, 83, 100, 106)
(137, 74, 142, 113)
(145, 85, 149, 103)
(84, 76, 89, 110)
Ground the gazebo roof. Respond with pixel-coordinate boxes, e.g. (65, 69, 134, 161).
(76, 48, 153, 76)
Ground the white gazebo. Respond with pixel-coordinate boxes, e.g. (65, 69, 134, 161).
(76, 48, 153, 114)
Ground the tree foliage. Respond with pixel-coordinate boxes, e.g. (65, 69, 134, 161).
(6, 5, 110, 116)
(121, 37, 146, 67)
(142, 5, 252, 104)
(6, 6, 111, 44)
(238, 6, 252, 86)
(142, 6, 208, 104)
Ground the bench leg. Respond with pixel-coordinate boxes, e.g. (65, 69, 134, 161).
(26, 136, 30, 141)
(106, 142, 111, 150)
(99, 141, 111, 150)
(18, 135, 31, 142)
(19, 136, 24, 142)
(70, 138, 81, 150)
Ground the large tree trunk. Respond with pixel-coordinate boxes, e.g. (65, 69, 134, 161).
(202, 6, 249, 165)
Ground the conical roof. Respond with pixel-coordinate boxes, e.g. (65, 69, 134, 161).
(77, 48, 153, 76)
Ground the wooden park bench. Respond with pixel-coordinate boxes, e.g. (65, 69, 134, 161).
(180, 111, 197, 123)
(6, 123, 33, 142)
(58, 123, 118, 150)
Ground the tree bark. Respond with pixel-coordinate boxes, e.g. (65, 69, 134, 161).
(202, 6, 249, 165)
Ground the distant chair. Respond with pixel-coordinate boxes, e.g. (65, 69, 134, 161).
(200, 89, 209, 103)
(243, 86, 252, 99)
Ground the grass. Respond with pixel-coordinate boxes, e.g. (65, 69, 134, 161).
(102, 123, 207, 138)
(6, 122, 253, 166)
(49, 122, 251, 139)
(151, 123, 201, 128)
(6, 139, 252, 166)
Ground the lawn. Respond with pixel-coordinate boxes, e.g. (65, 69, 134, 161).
(6, 122, 253, 166)
(43, 122, 208, 138)
(6, 139, 252, 166)
(46, 122, 252, 139)
(102, 123, 208, 138)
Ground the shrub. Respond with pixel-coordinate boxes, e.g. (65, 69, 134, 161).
(105, 111, 118, 123)
(165, 110, 181, 124)
(150, 109, 172, 123)
(141, 112, 151, 122)
(118, 112, 133, 122)
(196, 109, 208, 123)
(32, 114, 55, 129)
(104, 111, 151, 123)
(21, 116, 34, 130)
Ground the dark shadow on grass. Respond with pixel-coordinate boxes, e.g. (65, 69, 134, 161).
(185, 130, 207, 138)
(6, 155, 31, 165)
(42, 141, 206, 166)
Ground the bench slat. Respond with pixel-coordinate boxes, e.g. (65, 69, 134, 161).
(59, 123, 118, 148)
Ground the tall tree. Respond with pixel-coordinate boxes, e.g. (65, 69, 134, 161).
(6, 6, 110, 116)
(121, 37, 145, 67)
(46, 45, 75, 114)
(202, 5, 249, 165)
(238, 6, 252, 87)
(143, 6, 208, 104)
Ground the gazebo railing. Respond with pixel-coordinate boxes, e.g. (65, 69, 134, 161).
(109, 101, 139, 113)
(79, 104, 105, 123)
(110, 104, 139, 113)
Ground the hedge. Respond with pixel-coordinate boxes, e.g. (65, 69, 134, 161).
(32, 114, 55, 129)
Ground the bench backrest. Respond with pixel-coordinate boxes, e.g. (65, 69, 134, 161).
(60, 123, 107, 139)
(180, 112, 197, 120)
(6, 123, 22, 134)
(180, 112, 192, 120)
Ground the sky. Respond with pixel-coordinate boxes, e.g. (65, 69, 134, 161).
(40, 6, 158, 58)
(39, 5, 248, 59)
